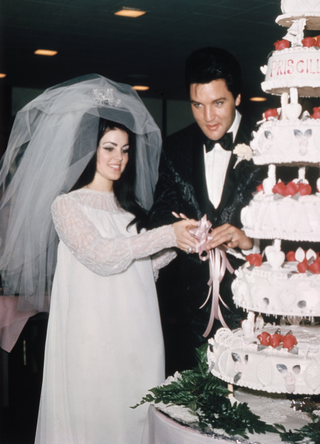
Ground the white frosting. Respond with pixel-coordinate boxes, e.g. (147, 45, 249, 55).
(208, 325, 320, 395)
(281, 0, 320, 14)
(262, 47, 320, 97)
(232, 261, 320, 317)
(251, 117, 320, 164)
(204, 0, 320, 406)
(241, 193, 320, 242)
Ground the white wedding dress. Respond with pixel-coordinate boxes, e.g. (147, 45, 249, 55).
(35, 188, 177, 444)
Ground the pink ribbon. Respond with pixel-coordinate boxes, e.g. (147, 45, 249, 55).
(189, 215, 234, 337)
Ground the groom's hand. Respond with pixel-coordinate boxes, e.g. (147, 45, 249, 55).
(206, 223, 253, 251)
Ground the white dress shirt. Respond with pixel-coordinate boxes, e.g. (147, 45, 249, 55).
(203, 110, 260, 255)
(204, 110, 241, 209)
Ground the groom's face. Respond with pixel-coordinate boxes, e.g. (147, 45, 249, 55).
(190, 79, 241, 141)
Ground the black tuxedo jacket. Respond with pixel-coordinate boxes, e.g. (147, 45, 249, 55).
(147, 119, 265, 372)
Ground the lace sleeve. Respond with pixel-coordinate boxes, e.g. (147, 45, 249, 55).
(151, 249, 177, 281)
(51, 194, 177, 277)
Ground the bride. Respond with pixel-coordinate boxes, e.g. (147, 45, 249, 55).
(0, 75, 198, 444)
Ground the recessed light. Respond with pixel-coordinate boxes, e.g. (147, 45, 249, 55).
(34, 49, 58, 56)
(250, 97, 267, 102)
(114, 8, 146, 18)
(0, 73, 6, 78)
(133, 85, 149, 91)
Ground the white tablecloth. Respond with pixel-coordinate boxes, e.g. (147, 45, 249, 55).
(142, 405, 243, 444)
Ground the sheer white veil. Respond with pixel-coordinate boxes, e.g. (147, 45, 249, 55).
(0, 74, 162, 312)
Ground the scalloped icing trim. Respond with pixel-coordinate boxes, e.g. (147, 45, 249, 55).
(241, 196, 320, 243)
(232, 263, 320, 317)
(251, 119, 320, 164)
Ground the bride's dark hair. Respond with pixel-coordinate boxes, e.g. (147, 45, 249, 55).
(71, 117, 147, 230)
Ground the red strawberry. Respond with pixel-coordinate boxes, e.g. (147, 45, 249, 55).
(297, 258, 308, 273)
(285, 181, 299, 196)
(246, 254, 263, 267)
(315, 36, 320, 48)
(257, 331, 270, 346)
(302, 37, 316, 48)
(308, 258, 320, 274)
(286, 251, 296, 262)
(273, 181, 286, 195)
(274, 40, 290, 50)
(269, 333, 283, 348)
(311, 106, 320, 119)
(297, 183, 312, 196)
(264, 108, 279, 120)
(256, 184, 264, 193)
(282, 334, 297, 351)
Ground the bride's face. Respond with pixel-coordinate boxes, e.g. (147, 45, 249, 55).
(95, 128, 129, 190)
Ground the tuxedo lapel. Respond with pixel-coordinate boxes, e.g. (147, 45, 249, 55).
(217, 118, 252, 212)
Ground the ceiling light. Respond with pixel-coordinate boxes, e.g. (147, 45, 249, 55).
(34, 49, 58, 56)
(0, 73, 6, 78)
(250, 97, 267, 102)
(133, 85, 149, 91)
(114, 7, 146, 18)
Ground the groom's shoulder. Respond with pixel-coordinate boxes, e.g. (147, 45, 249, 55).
(163, 122, 200, 149)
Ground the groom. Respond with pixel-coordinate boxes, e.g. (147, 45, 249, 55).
(148, 47, 264, 373)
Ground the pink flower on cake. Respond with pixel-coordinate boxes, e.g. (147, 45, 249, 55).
(274, 39, 290, 50)
(311, 106, 320, 119)
(284, 373, 296, 393)
(302, 37, 316, 48)
(277, 364, 300, 394)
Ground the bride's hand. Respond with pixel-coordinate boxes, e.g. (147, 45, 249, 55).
(172, 219, 199, 254)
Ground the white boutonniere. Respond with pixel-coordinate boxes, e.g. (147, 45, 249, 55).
(233, 143, 253, 169)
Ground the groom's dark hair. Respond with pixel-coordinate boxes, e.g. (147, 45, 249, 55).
(185, 47, 242, 99)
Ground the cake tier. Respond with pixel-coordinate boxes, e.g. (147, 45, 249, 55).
(232, 261, 320, 317)
(251, 117, 320, 165)
(276, 14, 320, 30)
(157, 389, 312, 444)
(261, 47, 320, 97)
(241, 193, 320, 242)
(208, 325, 320, 395)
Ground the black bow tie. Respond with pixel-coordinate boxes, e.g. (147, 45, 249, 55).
(205, 132, 233, 153)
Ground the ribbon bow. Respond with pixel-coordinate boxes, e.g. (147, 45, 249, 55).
(190, 215, 234, 337)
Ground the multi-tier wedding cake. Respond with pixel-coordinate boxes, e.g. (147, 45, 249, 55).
(208, 0, 320, 396)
